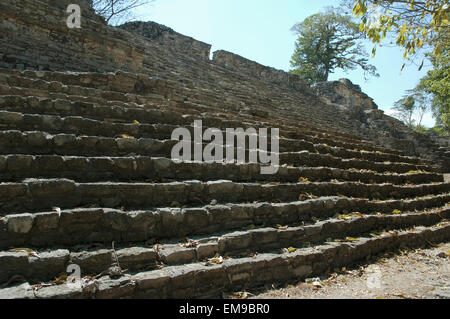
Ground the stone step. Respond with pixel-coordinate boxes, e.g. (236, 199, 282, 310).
(0, 94, 189, 126)
(0, 131, 435, 173)
(0, 67, 381, 147)
(2, 221, 449, 299)
(0, 91, 415, 160)
(0, 179, 449, 215)
(0, 92, 313, 152)
(0, 86, 371, 154)
(0, 91, 404, 158)
(0, 69, 367, 139)
(0, 108, 429, 166)
(0, 68, 142, 94)
(313, 143, 424, 165)
(1, 193, 449, 250)
(0, 71, 411, 157)
(0, 107, 316, 155)
(0, 110, 176, 140)
(159, 68, 407, 150)
(0, 93, 348, 152)
(280, 151, 433, 173)
(0, 83, 166, 108)
(1, 206, 448, 285)
(0, 155, 443, 185)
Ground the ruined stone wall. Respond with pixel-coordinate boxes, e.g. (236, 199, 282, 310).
(315, 79, 378, 112)
(0, 0, 144, 72)
(212, 50, 311, 93)
(116, 24, 311, 94)
(433, 136, 450, 148)
(0, 0, 345, 102)
(118, 22, 212, 61)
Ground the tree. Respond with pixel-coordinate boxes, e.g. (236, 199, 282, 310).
(290, 8, 379, 84)
(349, 0, 449, 62)
(344, 1, 449, 134)
(418, 44, 450, 132)
(414, 89, 433, 127)
(392, 87, 432, 128)
(393, 93, 417, 127)
(91, 0, 152, 25)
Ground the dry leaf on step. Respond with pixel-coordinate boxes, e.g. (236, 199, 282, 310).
(9, 248, 40, 258)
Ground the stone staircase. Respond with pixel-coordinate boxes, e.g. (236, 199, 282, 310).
(0, 0, 449, 299)
(0, 67, 449, 299)
(2, 0, 447, 168)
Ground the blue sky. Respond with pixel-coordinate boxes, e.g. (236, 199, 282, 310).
(134, 0, 435, 127)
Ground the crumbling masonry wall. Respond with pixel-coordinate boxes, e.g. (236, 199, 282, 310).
(212, 50, 311, 93)
(0, 0, 144, 72)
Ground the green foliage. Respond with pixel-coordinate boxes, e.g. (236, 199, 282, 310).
(346, 1, 448, 134)
(392, 64, 448, 135)
(351, 0, 449, 61)
(414, 125, 448, 136)
(393, 94, 416, 127)
(290, 7, 379, 84)
(392, 87, 432, 127)
(418, 44, 450, 132)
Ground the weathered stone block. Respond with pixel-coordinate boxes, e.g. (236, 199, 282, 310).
(28, 179, 76, 197)
(100, 210, 129, 232)
(249, 228, 278, 245)
(116, 247, 158, 270)
(34, 211, 60, 231)
(53, 134, 77, 147)
(194, 264, 226, 297)
(184, 208, 210, 231)
(54, 99, 72, 112)
(41, 115, 63, 130)
(6, 213, 34, 233)
(159, 208, 185, 233)
(0, 111, 23, 124)
(59, 209, 103, 227)
(160, 246, 196, 265)
(95, 275, 136, 299)
(116, 138, 138, 152)
(219, 232, 252, 253)
(27, 131, 52, 148)
(6, 155, 33, 171)
(0, 283, 35, 299)
(164, 264, 198, 290)
(196, 242, 218, 260)
(0, 252, 30, 283)
(71, 249, 112, 275)
(28, 249, 70, 280)
(133, 270, 170, 291)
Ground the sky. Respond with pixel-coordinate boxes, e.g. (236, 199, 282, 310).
(133, 0, 435, 127)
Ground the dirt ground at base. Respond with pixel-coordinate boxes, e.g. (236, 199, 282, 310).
(250, 243, 450, 299)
